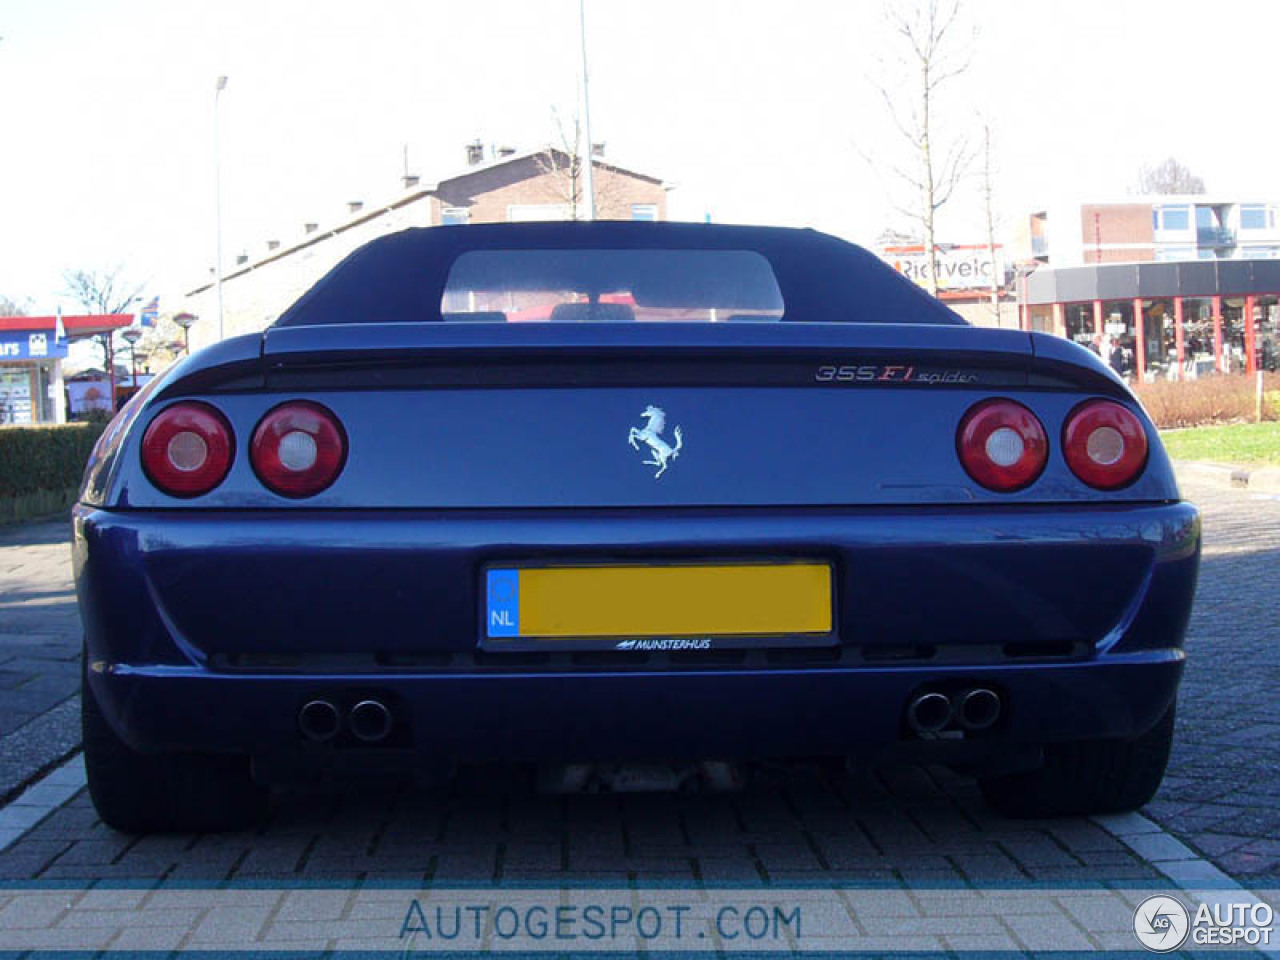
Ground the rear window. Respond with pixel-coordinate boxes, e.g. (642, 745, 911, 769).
(440, 249, 785, 323)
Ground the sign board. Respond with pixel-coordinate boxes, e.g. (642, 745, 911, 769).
(882, 244, 1003, 292)
(0, 329, 69, 361)
(67, 379, 112, 416)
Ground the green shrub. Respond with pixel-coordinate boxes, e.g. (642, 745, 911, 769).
(0, 422, 108, 499)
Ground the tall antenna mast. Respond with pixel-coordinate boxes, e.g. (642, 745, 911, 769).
(578, 0, 596, 221)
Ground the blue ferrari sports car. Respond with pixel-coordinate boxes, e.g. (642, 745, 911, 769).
(74, 222, 1199, 832)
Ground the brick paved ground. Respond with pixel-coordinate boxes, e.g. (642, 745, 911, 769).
(1144, 478, 1280, 885)
(0, 475, 1275, 901)
(0, 518, 80, 801)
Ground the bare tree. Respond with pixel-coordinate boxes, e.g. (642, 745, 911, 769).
(0, 294, 29, 316)
(62, 267, 146, 378)
(1135, 157, 1206, 195)
(534, 108, 630, 220)
(536, 109, 590, 221)
(62, 267, 145, 316)
(981, 121, 1002, 325)
(865, 0, 977, 297)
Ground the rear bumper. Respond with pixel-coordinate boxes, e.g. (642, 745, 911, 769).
(74, 500, 1199, 765)
(88, 651, 1184, 765)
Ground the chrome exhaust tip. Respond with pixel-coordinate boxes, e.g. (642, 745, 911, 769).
(349, 699, 393, 743)
(906, 691, 952, 734)
(957, 688, 1002, 731)
(298, 699, 340, 742)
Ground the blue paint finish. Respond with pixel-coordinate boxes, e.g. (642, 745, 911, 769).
(71, 223, 1202, 779)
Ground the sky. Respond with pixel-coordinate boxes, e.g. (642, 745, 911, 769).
(2, 0, 1279, 315)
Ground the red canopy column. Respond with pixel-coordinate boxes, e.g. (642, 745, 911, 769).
(1212, 296, 1224, 371)
(1133, 297, 1147, 381)
(1244, 294, 1258, 374)
(1173, 297, 1185, 377)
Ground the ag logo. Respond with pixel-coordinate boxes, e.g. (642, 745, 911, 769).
(626, 405, 683, 479)
(1133, 895, 1190, 952)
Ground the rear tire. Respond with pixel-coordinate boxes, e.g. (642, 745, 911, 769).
(82, 673, 269, 833)
(979, 701, 1175, 818)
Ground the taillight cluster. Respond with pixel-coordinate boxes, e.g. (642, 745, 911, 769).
(141, 402, 235, 497)
(250, 401, 348, 498)
(140, 400, 347, 499)
(1061, 399, 1149, 490)
(957, 398, 1147, 492)
(956, 399, 1047, 492)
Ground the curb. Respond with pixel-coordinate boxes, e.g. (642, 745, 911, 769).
(1174, 460, 1280, 494)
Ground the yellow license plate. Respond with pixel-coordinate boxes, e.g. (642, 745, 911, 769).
(484, 562, 832, 641)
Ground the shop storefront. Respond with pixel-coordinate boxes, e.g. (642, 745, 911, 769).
(0, 329, 67, 425)
(0, 314, 133, 425)
(1019, 260, 1280, 381)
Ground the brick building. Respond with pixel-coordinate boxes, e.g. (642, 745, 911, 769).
(183, 146, 666, 350)
(1016, 197, 1280, 268)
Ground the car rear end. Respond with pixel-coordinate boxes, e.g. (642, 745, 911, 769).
(73, 224, 1199, 829)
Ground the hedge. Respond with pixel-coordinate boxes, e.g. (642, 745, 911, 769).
(0, 420, 108, 504)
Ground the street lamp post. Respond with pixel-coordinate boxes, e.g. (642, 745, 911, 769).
(578, 0, 595, 221)
(173, 312, 197, 355)
(215, 75, 228, 342)
(121, 327, 142, 395)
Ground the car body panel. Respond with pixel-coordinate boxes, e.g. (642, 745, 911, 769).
(73, 223, 1201, 782)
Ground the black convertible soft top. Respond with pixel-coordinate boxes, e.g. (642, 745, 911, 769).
(274, 221, 965, 327)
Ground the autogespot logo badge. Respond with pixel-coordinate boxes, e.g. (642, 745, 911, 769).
(1133, 895, 1190, 952)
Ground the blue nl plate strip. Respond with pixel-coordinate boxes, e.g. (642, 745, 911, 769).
(486, 569, 520, 637)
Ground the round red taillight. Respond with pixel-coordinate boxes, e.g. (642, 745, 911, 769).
(140, 401, 234, 497)
(1063, 399, 1148, 489)
(250, 400, 347, 498)
(957, 399, 1048, 492)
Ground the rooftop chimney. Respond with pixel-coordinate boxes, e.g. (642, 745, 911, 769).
(348, 201, 364, 214)
(304, 222, 318, 235)
(267, 240, 280, 251)
(497, 145, 516, 158)
(591, 142, 606, 158)
(466, 139, 485, 166)
(235, 253, 249, 266)
(402, 174, 420, 189)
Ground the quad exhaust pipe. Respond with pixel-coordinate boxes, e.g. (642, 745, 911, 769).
(905, 687, 1002, 735)
(349, 699, 393, 743)
(298, 699, 341, 742)
(956, 687, 1001, 731)
(905, 691, 952, 734)
(298, 698, 394, 743)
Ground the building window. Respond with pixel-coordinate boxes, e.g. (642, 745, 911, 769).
(1155, 245, 1194, 262)
(1241, 245, 1279, 259)
(1153, 205, 1191, 232)
(441, 207, 469, 226)
(1240, 205, 1275, 231)
(630, 204, 658, 222)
